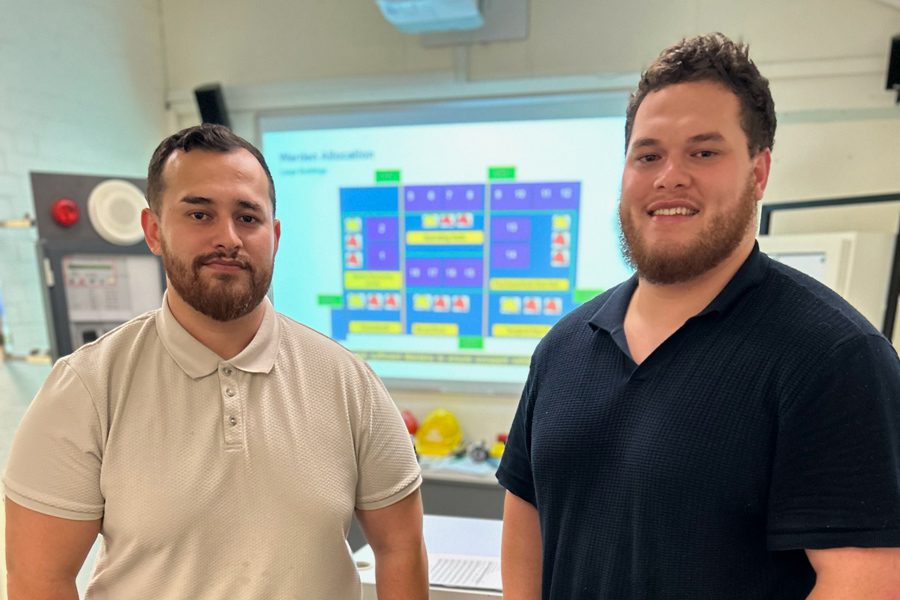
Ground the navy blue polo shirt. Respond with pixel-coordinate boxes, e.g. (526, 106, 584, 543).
(497, 244, 900, 599)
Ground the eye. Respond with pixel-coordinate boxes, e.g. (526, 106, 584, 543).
(189, 211, 207, 221)
(636, 153, 660, 163)
(693, 150, 717, 158)
(238, 215, 259, 225)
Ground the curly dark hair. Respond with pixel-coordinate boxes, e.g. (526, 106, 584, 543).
(625, 33, 776, 156)
(146, 123, 276, 215)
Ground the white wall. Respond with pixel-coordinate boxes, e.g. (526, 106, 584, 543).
(0, 0, 169, 356)
(159, 1, 895, 86)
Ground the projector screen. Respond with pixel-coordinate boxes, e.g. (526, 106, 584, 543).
(260, 93, 632, 391)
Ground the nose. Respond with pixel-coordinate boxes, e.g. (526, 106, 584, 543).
(214, 218, 242, 252)
(653, 156, 691, 190)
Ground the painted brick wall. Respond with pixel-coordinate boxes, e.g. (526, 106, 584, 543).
(0, 0, 168, 355)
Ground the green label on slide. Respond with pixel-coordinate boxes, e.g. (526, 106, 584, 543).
(488, 166, 516, 180)
(317, 294, 343, 306)
(376, 170, 401, 183)
(458, 336, 484, 349)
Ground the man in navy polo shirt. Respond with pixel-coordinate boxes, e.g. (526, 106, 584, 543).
(497, 33, 900, 599)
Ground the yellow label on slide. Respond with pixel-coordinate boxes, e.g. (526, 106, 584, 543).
(489, 278, 570, 291)
(407, 231, 484, 245)
(411, 323, 459, 336)
(492, 324, 552, 338)
(344, 271, 402, 290)
(349, 321, 403, 334)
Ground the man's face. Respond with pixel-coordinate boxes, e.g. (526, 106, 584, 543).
(619, 80, 770, 284)
(143, 148, 280, 321)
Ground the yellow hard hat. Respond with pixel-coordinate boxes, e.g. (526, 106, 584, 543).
(414, 408, 463, 457)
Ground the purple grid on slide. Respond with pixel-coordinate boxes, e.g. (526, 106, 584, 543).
(441, 185, 484, 211)
(533, 182, 581, 210)
(492, 243, 531, 269)
(406, 258, 443, 286)
(443, 258, 483, 288)
(367, 243, 399, 270)
(491, 216, 532, 241)
(404, 185, 444, 212)
(490, 183, 531, 210)
(366, 217, 398, 241)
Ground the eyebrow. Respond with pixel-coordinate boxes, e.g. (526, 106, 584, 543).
(629, 138, 659, 151)
(179, 196, 264, 212)
(687, 132, 726, 144)
(629, 132, 727, 152)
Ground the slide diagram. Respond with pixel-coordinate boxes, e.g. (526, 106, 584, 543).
(329, 177, 581, 346)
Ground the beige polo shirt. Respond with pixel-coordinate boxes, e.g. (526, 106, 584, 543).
(4, 294, 421, 599)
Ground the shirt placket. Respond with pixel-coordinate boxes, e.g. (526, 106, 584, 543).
(219, 363, 245, 449)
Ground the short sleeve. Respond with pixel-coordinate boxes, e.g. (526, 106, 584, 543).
(768, 333, 900, 549)
(354, 365, 421, 510)
(3, 359, 105, 520)
(496, 360, 538, 506)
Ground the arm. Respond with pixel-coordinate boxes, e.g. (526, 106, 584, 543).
(5, 497, 100, 600)
(501, 491, 542, 600)
(805, 547, 900, 599)
(355, 489, 427, 600)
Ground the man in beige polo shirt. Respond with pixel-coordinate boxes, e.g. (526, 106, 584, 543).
(3, 124, 427, 599)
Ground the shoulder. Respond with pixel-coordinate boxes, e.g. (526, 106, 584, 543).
(61, 309, 160, 378)
(755, 257, 882, 345)
(273, 312, 378, 383)
(36, 309, 163, 419)
(746, 256, 898, 396)
(275, 313, 362, 360)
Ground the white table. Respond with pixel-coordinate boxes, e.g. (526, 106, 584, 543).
(354, 514, 503, 599)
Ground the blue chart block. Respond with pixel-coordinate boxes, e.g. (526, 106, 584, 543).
(340, 186, 399, 213)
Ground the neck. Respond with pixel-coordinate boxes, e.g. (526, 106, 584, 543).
(164, 288, 266, 359)
(630, 237, 755, 326)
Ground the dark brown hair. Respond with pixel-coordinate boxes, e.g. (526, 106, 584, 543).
(146, 123, 276, 214)
(625, 33, 776, 156)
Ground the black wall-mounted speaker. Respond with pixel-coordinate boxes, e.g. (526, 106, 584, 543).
(194, 83, 231, 128)
(887, 35, 900, 94)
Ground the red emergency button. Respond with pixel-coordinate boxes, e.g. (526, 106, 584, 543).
(51, 198, 80, 227)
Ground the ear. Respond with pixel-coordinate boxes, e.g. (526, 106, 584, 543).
(750, 148, 772, 202)
(141, 208, 163, 256)
(272, 218, 281, 257)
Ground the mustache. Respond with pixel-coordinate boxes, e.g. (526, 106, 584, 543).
(193, 251, 253, 272)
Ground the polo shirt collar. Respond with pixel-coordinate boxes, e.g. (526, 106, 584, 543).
(587, 242, 768, 334)
(697, 241, 768, 317)
(588, 275, 637, 336)
(156, 291, 280, 379)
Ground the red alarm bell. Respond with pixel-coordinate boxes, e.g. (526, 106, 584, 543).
(51, 198, 80, 227)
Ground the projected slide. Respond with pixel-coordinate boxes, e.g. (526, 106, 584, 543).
(264, 107, 632, 388)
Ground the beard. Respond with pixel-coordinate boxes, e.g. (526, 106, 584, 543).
(160, 238, 273, 322)
(619, 175, 757, 285)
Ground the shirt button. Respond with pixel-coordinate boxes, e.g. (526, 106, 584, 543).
(223, 367, 233, 376)
(229, 416, 237, 426)
(225, 388, 235, 397)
